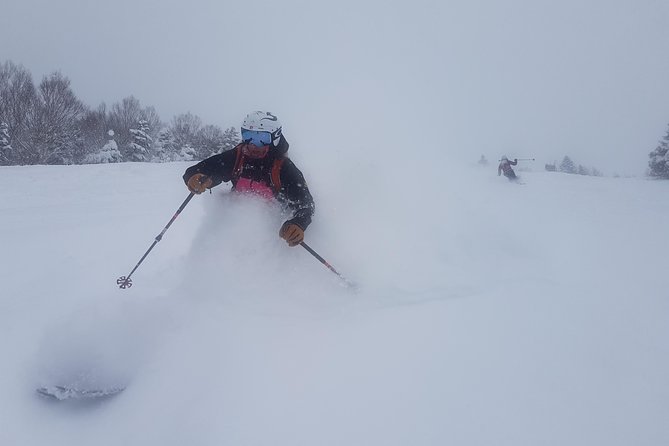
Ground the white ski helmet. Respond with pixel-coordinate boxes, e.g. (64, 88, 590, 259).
(241, 111, 283, 146)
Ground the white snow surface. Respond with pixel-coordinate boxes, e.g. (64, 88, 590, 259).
(0, 159, 667, 445)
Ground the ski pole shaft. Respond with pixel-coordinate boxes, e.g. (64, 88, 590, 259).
(300, 242, 356, 289)
(117, 192, 195, 289)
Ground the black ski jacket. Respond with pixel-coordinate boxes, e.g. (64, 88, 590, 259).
(183, 139, 315, 230)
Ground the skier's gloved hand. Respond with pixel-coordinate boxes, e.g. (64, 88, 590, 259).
(187, 173, 212, 194)
(279, 221, 304, 247)
(514, 158, 518, 163)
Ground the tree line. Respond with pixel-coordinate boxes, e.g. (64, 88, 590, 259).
(0, 60, 240, 166)
(544, 156, 602, 176)
(544, 120, 669, 177)
(540, 120, 669, 179)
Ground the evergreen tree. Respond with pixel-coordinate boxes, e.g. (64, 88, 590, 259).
(141, 106, 163, 153)
(577, 164, 590, 175)
(175, 143, 197, 161)
(560, 156, 576, 174)
(127, 119, 152, 161)
(85, 130, 121, 163)
(108, 96, 162, 158)
(152, 128, 177, 162)
(648, 123, 669, 179)
(0, 122, 12, 165)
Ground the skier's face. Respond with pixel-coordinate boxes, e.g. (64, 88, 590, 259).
(242, 142, 270, 159)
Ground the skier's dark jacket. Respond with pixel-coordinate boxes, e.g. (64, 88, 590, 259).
(498, 159, 518, 177)
(182, 136, 315, 230)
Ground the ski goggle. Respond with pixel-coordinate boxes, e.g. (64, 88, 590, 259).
(241, 129, 272, 147)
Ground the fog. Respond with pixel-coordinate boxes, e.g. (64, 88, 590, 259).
(2, 0, 668, 174)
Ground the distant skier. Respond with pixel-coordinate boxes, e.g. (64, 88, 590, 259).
(182, 111, 315, 247)
(498, 156, 518, 181)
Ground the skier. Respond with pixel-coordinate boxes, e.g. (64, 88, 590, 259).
(182, 111, 315, 247)
(498, 155, 518, 181)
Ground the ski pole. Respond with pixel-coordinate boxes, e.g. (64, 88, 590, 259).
(300, 241, 356, 289)
(117, 192, 196, 289)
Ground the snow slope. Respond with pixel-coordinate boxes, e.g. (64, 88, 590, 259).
(0, 159, 667, 446)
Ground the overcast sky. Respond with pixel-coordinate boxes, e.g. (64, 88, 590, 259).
(2, 0, 668, 175)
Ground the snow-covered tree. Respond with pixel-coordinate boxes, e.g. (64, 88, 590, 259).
(85, 130, 121, 163)
(152, 128, 177, 162)
(648, 124, 669, 179)
(577, 164, 590, 175)
(175, 143, 197, 161)
(141, 106, 163, 148)
(220, 126, 240, 153)
(0, 122, 12, 165)
(127, 119, 152, 162)
(107, 96, 162, 159)
(560, 156, 576, 174)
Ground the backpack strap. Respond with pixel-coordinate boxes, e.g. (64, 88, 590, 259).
(232, 145, 285, 194)
(270, 157, 286, 193)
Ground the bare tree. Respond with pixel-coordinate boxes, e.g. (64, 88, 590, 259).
(169, 112, 202, 153)
(0, 61, 37, 164)
(74, 103, 108, 163)
(142, 106, 163, 138)
(197, 124, 224, 158)
(27, 71, 85, 164)
(107, 96, 144, 155)
(0, 122, 12, 164)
